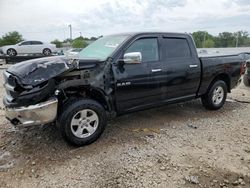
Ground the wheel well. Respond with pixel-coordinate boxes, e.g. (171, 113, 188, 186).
(63, 87, 111, 112)
(43, 48, 51, 51)
(211, 73, 231, 92)
(85, 89, 110, 111)
(7, 48, 16, 52)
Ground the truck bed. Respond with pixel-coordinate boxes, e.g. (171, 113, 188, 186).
(198, 53, 245, 96)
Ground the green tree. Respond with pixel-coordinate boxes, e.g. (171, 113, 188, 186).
(90, 36, 98, 41)
(72, 36, 88, 48)
(192, 31, 214, 48)
(0, 31, 23, 46)
(63, 38, 73, 43)
(244, 37, 250, 47)
(215, 32, 235, 47)
(51, 39, 62, 48)
(234, 31, 249, 47)
(204, 38, 215, 48)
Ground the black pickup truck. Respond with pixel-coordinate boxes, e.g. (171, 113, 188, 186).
(3, 32, 246, 146)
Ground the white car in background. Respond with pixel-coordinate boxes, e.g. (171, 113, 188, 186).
(1, 40, 57, 56)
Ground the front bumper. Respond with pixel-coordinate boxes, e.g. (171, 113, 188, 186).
(5, 97, 58, 127)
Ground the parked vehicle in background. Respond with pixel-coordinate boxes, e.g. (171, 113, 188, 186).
(3, 32, 246, 146)
(1, 41, 57, 56)
(198, 49, 208, 54)
(65, 48, 83, 58)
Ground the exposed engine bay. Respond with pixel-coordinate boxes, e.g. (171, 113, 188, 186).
(3, 56, 113, 109)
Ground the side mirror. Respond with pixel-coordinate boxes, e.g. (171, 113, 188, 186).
(123, 52, 142, 64)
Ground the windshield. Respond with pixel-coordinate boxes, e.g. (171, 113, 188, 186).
(78, 35, 129, 60)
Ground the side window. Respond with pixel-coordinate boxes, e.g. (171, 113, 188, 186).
(32, 41, 43, 45)
(20, 41, 31, 45)
(125, 38, 159, 62)
(164, 38, 191, 58)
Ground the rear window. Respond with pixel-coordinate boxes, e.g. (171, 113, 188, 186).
(32, 41, 43, 45)
(164, 38, 191, 58)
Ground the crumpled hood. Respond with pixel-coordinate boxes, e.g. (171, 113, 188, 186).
(6, 56, 73, 87)
(6, 56, 103, 87)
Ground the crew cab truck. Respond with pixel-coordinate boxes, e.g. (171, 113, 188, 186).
(3, 32, 245, 146)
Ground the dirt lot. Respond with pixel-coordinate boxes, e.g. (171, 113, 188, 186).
(0, 66, 250, 188)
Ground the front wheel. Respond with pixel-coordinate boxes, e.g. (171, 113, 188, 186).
(58, 99, 107, 146)
(7, 48, 17, 56)
(201, 80, 227, 110)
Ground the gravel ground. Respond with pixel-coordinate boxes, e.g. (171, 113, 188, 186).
(0, 67, 250, 188)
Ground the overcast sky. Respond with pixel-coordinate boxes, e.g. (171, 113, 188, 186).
(0, 0, 250, 42)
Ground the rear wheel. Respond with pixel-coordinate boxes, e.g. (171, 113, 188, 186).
(43, 48, 52, 56)
(7, 48, 17, 56)
(58, 99, 107, 146)
(201, 80, 227, 110)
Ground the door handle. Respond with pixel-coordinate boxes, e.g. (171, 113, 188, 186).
(151, 69, 162, 73)
(189, 64, 198, 68)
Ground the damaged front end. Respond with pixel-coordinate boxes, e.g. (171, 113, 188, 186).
(3, 56, 73, 107)
(5, 97, 58, 126)
(3, 56, 111, 126)
(3, 56, 74, 126)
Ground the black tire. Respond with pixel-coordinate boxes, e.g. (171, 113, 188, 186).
(43, 48, 52, 56)
(201, 80, 227, 110)
(58, 98, 107, 146)
(7, 48, 17, 56)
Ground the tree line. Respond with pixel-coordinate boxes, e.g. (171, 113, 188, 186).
(50, 36, 101, 48)
(192, 31, 250, 48)
(1, 31, 250, 49)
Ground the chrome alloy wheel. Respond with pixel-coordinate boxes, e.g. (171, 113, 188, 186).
(70, 109, 99, 138)
(212, 86, 224, 105)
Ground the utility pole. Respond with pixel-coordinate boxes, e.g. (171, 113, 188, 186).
(203, 32, 206, 48)
(236, 32, 239, 48)
(68, 24, 72, 41)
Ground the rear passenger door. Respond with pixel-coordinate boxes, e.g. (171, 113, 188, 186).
(162, 36, 201, 100)
(31, 41, 44, 54)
